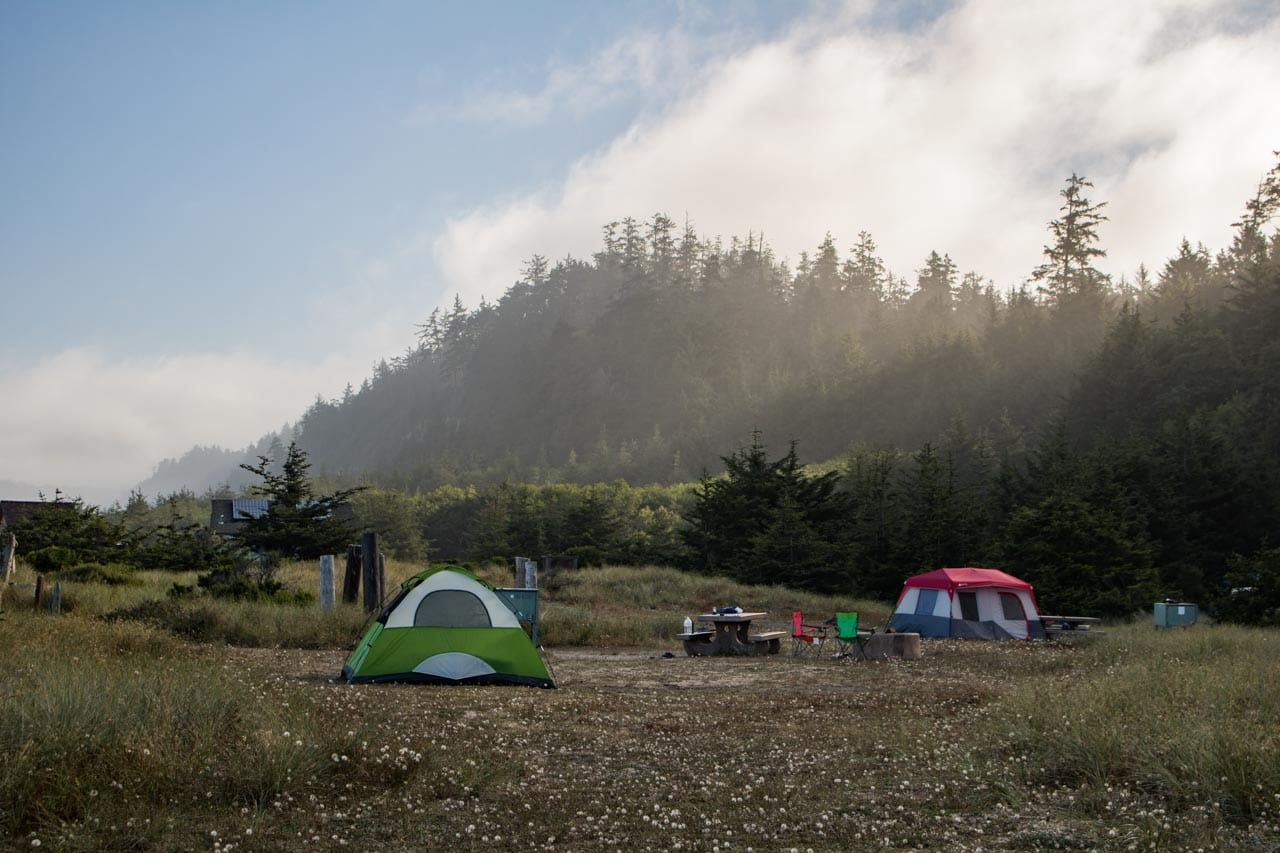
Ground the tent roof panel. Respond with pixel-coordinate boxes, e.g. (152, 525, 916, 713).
(903, 567, 1034, 593)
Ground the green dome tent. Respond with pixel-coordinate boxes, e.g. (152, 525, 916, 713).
(341, 565, 554, 688)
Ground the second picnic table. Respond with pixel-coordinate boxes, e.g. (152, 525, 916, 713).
(678, 611, 785, 656)
(1039, 615, 1102, 640)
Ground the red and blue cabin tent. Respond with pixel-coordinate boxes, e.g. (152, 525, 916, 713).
(886, 567, 1046, 640)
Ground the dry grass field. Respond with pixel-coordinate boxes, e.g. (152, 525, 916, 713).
(3, 563, 1279, 851)
(202, 637, 1277, 852)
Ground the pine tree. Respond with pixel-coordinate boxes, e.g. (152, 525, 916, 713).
(234, 442, 364, 560)
(682, 432, 851, 591)
(909, 251, 958, 331)
(1229, 150, 1280, 267)
(1033, 173, 1110, 307)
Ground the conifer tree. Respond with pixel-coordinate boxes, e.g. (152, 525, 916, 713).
(234, 442, 363, 560)
(682, 432, 851, 591)
(1033, 173, 1110, 306)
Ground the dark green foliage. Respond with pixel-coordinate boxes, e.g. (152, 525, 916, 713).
(1216, 548, 1280, 627)
(128, 505, 237, 573)
(682, 433, 853, 593)
(55, 562, 135, 586)
(233, 442, 364, 560)
(10, 491, 236, 575)
(196, 556, 313, 605)
(102, 598, 224, 640)
(348, 489, 428, 562)
(10, 497, 125, 566)
(26, 546, 78, 574)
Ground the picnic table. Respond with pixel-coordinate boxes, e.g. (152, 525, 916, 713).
(1040, 615, 1101, 640)
(678, 611, 785, 657)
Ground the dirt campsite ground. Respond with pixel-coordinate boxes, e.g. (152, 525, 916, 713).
(203, 637, 1273, 852)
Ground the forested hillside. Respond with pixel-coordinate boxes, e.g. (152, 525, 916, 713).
(291, 178, 1147, 489)
(137, 163, 1280, 619)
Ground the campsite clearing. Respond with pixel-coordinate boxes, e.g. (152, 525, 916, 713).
(4, 560, 1278, 851)
(177, 634, 1278, 852)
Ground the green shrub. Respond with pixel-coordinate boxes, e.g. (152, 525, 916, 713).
(102, 598, 223, 641)
(197, 555, 313, 605)
(54, 561, 135, 586)
(200, 574, 313, 605)
(1216, 547, 1280, 626)
(25, 545, 78, 574)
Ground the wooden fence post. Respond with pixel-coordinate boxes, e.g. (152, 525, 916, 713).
(342, 546, 361, 604)
(1, 533, 15, 583)
(361, 532, 380, 613)
(33, 573, 44, 612)
(377, 551, 386, 606)
(49, 581, 61, 615)
(319, 555, 335, 612)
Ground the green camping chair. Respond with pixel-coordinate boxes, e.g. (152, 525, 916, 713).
(834, 611, 874, 659)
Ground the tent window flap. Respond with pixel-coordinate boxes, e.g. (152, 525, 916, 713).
(999, 592, 1026, 621)
(914, 588, 939, 616)
(958, 591, 979, 622)
(414, 590, 492, 628)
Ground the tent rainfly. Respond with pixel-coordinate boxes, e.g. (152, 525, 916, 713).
(341, 565, 555, 688)
(886, 567, 1046, 640)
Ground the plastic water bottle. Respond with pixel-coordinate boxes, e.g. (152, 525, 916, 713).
(683, 616, 693, 635)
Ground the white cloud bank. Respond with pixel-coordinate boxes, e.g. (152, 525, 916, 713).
(0, 346, 377, 506)
(435, 0, 1280, 302)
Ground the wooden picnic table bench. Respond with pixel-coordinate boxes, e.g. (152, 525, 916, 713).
(680, 612, 782, 656)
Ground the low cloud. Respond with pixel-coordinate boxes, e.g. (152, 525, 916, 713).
(436, 9, 753, 129)
(0, 345, 379, 506)
(434, 0, 1280, 302)
(450, 30, 698, 127)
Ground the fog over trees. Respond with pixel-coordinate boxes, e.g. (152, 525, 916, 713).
(136, 162, 1280, 618)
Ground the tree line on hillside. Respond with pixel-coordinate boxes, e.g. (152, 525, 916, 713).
(147, 174, 1185, 495)
(114, 160, 1280, 623)
(346, 161, 1279, 621)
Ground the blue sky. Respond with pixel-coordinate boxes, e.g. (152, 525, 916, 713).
(1, 1, 801, 355)
(2, 0, 1278, 503)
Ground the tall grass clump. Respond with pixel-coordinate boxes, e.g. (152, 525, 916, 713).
(5, 563, 201, 615)
(273, 555, 426, 600)
(0, 614, 421, 846)
(989, 622, 1280, 820)
(103, 596, 371, 648)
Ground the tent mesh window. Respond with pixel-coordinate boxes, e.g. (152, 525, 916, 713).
(914, 588, 939, 615)
(999, 592, 1026, 621)
(958, 591, 980, 622)
(414, 590, 492, 628)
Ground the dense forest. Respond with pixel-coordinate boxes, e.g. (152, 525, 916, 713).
(126, 162, 1280, 621)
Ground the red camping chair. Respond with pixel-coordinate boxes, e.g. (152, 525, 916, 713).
(791, 610, 828, 657)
